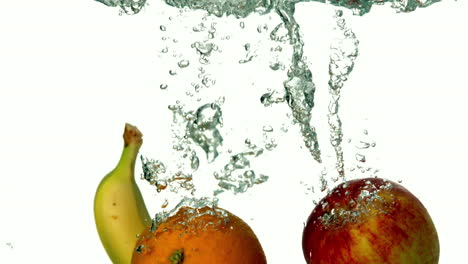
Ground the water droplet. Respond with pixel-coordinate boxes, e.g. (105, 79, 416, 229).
(160, 25, 166, 31)
(269, 62, 283, 71)
(265, 139, 277, 151)
(213, 189, 224, 196)
(201, 75, 215, 87)
(169, 69, 177, 76)
(192, 42, 215, 56)
(187, 103, 223, 162)
(160, 83, 168, 90)
(355, 154, 366, 162)
(239, 21, 245, 28)
(280, 124, 288, 133)
(319, 174, 328, 192)
(177, 59, 190, 68)
(190, 155, 199, 170)
(262, 125, 273, 132)
(208, 29, 216, 39)
(168, 105, 178, 111)
(270, 22, 289, 42)
(356, 141, 370, 149)
(257, 24, 262, 33)
(239, 55, 255, 64)
(217, 96, 225, 105)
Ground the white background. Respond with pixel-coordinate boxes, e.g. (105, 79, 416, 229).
(1, 0, 467, 263)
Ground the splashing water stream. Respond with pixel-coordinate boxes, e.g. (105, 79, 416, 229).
(96, 0, 443, 219)
(97, 0, 441, 174)
(97, 0, 440, 16)
(327, 10, 359, 176)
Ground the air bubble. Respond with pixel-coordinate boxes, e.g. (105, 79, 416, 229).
(262, 125, 273, 132)
(178, 60, 190, 68)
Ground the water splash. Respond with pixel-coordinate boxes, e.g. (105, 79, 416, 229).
(165, 0, 276, 18)
(178, 59, 190, 68)
(95, 0, 147, 14)
(260, 90, 286, 106)
(141, 155, 196, 193)
(214, 144, 269, 194)
(301, 0, 440, 16)
(192, 41, 219, 65)
(328, 10, 360, 176)
(186, 103, 224, 162)
(95, 0, 443, 201)
(318, 179, 396, 228)
(96, 0, 441, 16)
(97, 0, 442, 165)
(342, 127, 380, 179)
(276, 2, 322, 162)
(149, 196, 226, 230)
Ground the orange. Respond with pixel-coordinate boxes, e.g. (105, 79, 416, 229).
(131, 206, 267, 264)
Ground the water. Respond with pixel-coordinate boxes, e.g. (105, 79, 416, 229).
(141, 155, 196, 193)
(187, 103, 224, 162)
(318, 178, 396, 228)
(276, 2, 322, 162)
(327, 10, 359, 176)
(96, 0, 440, 16)
(214, 144, 269, 194)
(95, 0, 147, 15)
(148, 196, 227, 231)
(96, 0, 442, 217)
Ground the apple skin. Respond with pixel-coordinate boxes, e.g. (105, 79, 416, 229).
(302, 177, 439, 264)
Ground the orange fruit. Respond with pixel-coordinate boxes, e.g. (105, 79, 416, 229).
(132, 206, 267, 264)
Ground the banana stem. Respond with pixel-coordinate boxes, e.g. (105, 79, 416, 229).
(114, 123, 143, 180)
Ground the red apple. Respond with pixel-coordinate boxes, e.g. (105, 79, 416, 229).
(302, 177, 439, 264)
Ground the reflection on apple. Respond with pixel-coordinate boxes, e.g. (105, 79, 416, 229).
(303, 177, 439, 264)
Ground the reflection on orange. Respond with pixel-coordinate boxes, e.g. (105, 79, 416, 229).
(132, 206, 267, 264)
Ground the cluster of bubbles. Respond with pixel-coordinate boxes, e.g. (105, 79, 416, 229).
(141, 96, 276, 198)
(327, 9, 360, 176)
(96, 0, 441, 215)
(318, 179, 396, 228)
(96, 0, 147, 15)
(97, 0, 440, 16)
(213, 141, 269, 195)
(312, 127, 379, 206)
(141, 155, 196, 193)
(144, 196, 227, 232)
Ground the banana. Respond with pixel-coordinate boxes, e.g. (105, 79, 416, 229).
(94, 123, 151, 264)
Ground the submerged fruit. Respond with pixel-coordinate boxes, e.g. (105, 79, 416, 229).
(132, 206, 267, 264)
(94, 124, 151, 264)
(302, 177, 439, 264)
